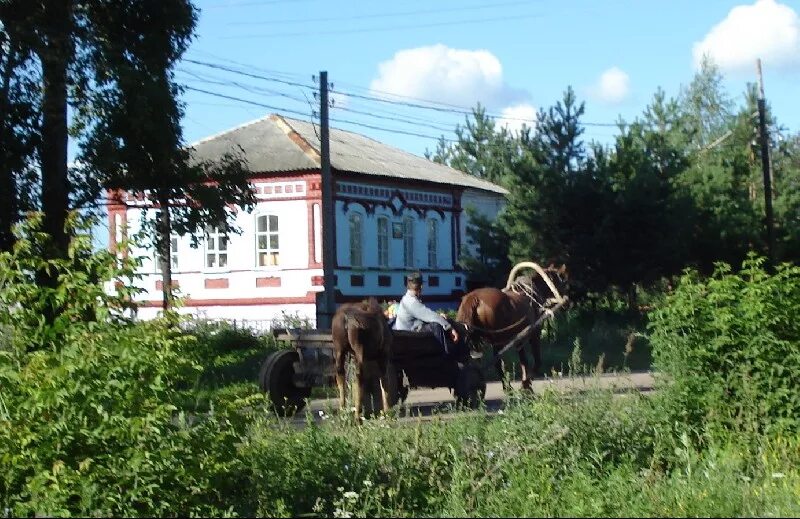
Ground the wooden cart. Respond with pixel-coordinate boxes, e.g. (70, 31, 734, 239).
(259, 327, 486, 416)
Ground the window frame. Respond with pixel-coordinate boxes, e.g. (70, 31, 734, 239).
(204, 225, 229, 271)
(154, 235, 180, 273)
(255, 213, 280, 268)
(377, 216, 389, 268)
(427, 218, 438, 269)
(403, 216, 415, 268)
(349, 212, 363, 268)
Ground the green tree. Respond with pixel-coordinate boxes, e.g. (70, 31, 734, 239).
(427, 107, 518, 286)
(74, 2, 255, 310)
(503, 87, 595, 294)
(0, 28, 39, 252)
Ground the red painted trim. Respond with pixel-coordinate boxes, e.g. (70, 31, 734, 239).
(255, 276, 281, 288)
(155, 280, 180, 291)
(139, 293, 318, 307)
(205, 278, 229, 289)
(307, 197, 322, 268)
(311, 275, 323, 286)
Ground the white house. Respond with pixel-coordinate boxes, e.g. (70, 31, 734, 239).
(108, 114, 507, 327)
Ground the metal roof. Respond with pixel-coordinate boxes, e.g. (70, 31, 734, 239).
(189, 114, 508, 195)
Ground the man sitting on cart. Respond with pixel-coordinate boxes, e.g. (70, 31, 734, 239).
(393, 272, 460, 355)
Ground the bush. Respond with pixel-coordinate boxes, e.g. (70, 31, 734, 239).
(649, 254, 800, 435)
(0, 216, 251, 516)
(241, 390, 800, 517)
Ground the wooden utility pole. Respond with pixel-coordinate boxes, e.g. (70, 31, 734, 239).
(756, 59, 775, 265)
(317, 71, 337, 329)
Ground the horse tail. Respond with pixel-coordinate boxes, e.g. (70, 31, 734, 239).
(456, 293, 480, 325)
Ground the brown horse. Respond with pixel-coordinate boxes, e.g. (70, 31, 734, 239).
(332, 297, 394, 420)
(456, 263, 568, 390)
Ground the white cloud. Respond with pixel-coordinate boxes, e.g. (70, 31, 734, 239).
(588, 67, 631, 105)
(693, 0, 800, 73)
(497, 103, 537, 135)
(369, 44, 527, 109)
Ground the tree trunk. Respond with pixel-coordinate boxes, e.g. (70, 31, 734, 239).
(0, 43, 19, 252)
(157, 192, 173, 311)
(38, 2, 71, 258)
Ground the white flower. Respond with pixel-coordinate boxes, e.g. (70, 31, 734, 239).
(343, 491, 359, 501)
(772, 472, 785, 479)
(497, 409, 504, 415)
(363, 479, 373, 488)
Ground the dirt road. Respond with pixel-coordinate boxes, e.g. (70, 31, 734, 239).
(292, 371, 655, 425)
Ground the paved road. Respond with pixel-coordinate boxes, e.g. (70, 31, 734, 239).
(292, 371, 655, 425)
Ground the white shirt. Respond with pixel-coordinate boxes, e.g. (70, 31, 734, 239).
(393, 290, 451, 332)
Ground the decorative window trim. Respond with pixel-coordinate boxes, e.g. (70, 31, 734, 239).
(255, 213, 280, 268)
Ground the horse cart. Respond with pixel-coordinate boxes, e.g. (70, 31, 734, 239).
(258, 261, 569, 417)
(259, 326, 486, 416)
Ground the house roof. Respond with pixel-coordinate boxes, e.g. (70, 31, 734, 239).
(189, 114, 508, 195)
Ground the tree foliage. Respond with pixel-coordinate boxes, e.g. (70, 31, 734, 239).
(439, 59, 800, 302)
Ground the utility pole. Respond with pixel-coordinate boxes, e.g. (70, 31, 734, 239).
(317, 70, 337, 329)
(756, 59, 775, 266)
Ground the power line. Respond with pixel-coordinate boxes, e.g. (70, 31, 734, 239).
(178, 68, 308, 104)
(204, 0, 318, 9)
(228, 0, 533, 25)
(329, 117, 456, 143)
(183, 86, 312, 120)
(183, 58, 316, 90)
(224, 12, 547, 39)
(180, 58, 592, 127)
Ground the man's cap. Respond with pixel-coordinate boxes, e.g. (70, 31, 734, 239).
(406, 272, 423, 285)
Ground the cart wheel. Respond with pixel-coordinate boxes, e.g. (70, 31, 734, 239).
(455, 364, 486, 409)
(260, 350, 311, 417)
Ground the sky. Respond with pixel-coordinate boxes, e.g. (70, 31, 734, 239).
(176, 0, 800, 158)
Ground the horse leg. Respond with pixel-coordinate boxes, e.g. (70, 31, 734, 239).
(495, 354, 510, 392)
(378, 356, 391, 415)
(531, 330, 543, 378)
(518, 345, 533, 391)
(334, 347, 347, 412)
(351, 345, 366, 422)
(354, 364, 364, 422)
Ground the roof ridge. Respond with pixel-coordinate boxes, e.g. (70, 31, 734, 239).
(188, 113, 273, 147)
(271, 114, 322, 165)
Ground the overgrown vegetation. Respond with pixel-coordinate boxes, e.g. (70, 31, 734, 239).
(1, 216, 798, 517)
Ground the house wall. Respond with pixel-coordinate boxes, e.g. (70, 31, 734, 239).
(114, 174, 505, 328)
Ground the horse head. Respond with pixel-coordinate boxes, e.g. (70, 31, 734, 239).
(449, 319, 486, 358)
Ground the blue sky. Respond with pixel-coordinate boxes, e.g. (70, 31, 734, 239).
(177, 0, 800, 157)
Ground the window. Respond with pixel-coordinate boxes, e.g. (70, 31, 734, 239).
(155, 235, 179, 272)
(377, 216, 389, 268)
(349, 213, 363, 267)
(403, 216, 414, 268)
(427, 218, 438, 269)
(205, 226, 228, 269)
(256, 214, 280, 266)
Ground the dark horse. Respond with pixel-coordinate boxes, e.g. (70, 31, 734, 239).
(456, 263, 568, 390)
(332, 297, 394, 420)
